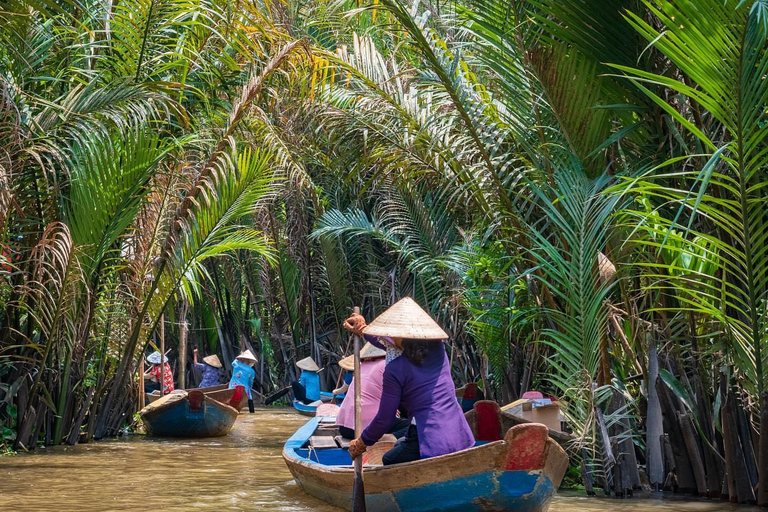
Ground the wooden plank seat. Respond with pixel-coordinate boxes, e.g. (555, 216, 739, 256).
(309, 436, 338, 449)
(315, 426, 339, 436)
(335, 435, 351, 449)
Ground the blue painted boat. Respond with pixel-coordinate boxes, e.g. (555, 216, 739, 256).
(292, 391, 344, 416)
(140, 388, 242, 437)
(283, 400, 569, 511)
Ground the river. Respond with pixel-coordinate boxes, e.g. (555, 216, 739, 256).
(0, 409, 757, 511)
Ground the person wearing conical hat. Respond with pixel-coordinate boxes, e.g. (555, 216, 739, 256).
(229, 349, 258, 413)
(343, 297, 475, 465)
(144, 350, 174, 395)
(334, 343, 408, 440)
(292, 357, 322, 405)
(192, 349, 222, 388)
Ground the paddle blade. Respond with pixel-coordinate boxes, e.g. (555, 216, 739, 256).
(264, 386, 290, 405)
(352, 472, 366, 512)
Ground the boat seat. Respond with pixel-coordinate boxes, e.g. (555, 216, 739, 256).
(315, 426, 339, 436)
(334, 435, 351, 449)
(309, 436, 338, 449)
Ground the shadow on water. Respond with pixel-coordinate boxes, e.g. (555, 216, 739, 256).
(0, 408, 759, 511)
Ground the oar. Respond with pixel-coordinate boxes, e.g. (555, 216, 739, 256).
(264, 386, 291, 406)
(352, 306, 366, 512)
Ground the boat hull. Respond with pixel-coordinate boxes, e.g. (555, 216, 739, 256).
(292, 392, 341, 416)
(141, 393, 239, 437)
(283, 404, 569, 512)
(292, 399, 318, 416)
(290, 460, 556, 511)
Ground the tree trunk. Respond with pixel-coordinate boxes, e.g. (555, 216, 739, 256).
(759, 392, 768, 506)
(679, 412, 707, 496)
(646, 330, 664, 489)
(722, 387, 756, 503)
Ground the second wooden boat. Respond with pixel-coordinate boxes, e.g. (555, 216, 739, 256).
(140, 387, 243, 437)
(292, 391, 343, 416)
(283, 400, 569, 511)
(146, 384, 253, 411)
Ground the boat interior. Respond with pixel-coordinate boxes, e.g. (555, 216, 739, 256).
(295, 401, 514, 467)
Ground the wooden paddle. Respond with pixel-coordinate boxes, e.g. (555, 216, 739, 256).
(264, 386, 291, 406)
(352, 306, 366, 512)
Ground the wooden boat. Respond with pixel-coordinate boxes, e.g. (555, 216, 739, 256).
(292, 391, 343, 416)
(140, 387, 244, 437)
(283, 400, 569, 511)
(146, 384, 255, 411)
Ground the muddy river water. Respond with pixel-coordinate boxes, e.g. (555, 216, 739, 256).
(0, 408, 758, 511)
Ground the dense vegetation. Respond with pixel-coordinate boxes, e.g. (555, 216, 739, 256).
(2, 0, 768, 503)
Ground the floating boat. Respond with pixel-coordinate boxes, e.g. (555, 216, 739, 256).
(140, 386, 245, 437)
(283, 400, 569, 511)
(146, 384, 251, 411)
(292, 391, 343, 417)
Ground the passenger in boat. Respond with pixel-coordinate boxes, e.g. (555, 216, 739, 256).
(292, 357, 321, 405)
(229, 350, 257, 413)
(192, 349, 222, 388)
(335, 343, 409, 440)
(343, 298, 475, 465)
(144, 351, 174, 394)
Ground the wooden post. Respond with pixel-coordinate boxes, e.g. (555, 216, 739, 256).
(159, 313, 165, 397)
(352, 306, 366, 511)
(179, 299, 189, 389)
(138, 356, 145, 411)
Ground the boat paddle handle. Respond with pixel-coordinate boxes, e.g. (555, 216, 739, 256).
(352, 306, 366, 512)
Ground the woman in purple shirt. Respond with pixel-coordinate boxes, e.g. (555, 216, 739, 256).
(344, 298, 475, 465)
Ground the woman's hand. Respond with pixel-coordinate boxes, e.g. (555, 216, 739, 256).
(343, 313, 367, 336)
(332, 382, 350, 396)
(348, 437, 367, 459)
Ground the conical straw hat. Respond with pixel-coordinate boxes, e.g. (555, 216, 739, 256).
(296, 356, 320, 372)
(147, 351, 162, 364)
(202, 354, 222, 368)
(237, 349, 258, 365)
(363, 297, 448, 340)
(338, 342, 386, 371)
(338, 355, 354, 372)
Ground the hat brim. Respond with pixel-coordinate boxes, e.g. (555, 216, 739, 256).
(203, 355, 222, 368)
(363, 297, 448, 340)
(338, 355, 354, 372)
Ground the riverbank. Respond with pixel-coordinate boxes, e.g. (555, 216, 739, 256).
(0, 410, 758, 511)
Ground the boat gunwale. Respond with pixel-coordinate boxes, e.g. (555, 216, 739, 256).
(283, 416, 519, 481)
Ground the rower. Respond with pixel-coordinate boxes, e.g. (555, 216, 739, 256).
(344, 297, 475, 465)
(144, 351, 174, 395)
(192, 349, 222, 387)
(229, 350, 257, 413)
(335, 343, 409, 440)
(292, 357, 321, 405)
